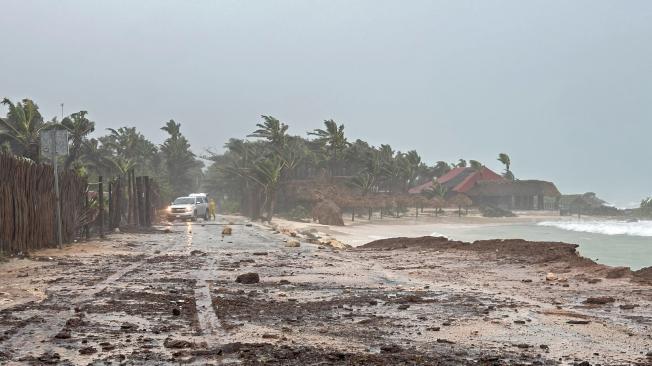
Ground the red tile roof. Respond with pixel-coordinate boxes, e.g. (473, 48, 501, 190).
(408, 166, 505, 195)
(437, 167, 467, 184)
(454, 167, 504, 193)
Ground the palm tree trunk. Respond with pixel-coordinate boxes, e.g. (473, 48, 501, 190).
(267, 189, 276, 222)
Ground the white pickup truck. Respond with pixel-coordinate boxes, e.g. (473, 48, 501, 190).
(166, 194, 208, 221)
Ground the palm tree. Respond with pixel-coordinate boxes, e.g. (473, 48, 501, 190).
(249, 156, 284, 221)
(103, 127, 158, 172)
(161, 119, 181, 139)
(308, 119, 350, 176)
(469, 160, 483, 171)
(498, 153, 514, 180)
(0, 98, 48, 162)
(403, 150, 422, 190)
(160, 120, 201, 197)
(640, 197, 652, 216)
(497, 153, 510, 171)
(59, 111, 95, 169)
(80, 138, 114, 176)
(349, 172, 377, 220)
(456, 159, 467, 168)
(248, 115, 289, 151)
(432, 161, 451, 178)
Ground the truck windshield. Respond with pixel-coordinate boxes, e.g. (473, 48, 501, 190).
(173, 197, 195, 205)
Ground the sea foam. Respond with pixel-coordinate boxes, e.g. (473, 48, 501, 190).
(537, 220, 652, 237)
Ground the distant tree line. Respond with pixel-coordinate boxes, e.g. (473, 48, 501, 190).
(203, 115, 517, 221)
(1, 99, 523, 221)
(0, 98, 202, 203)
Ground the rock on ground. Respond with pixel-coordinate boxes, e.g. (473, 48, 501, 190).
(311, 199, 344, 226)
(235, 272, 260, 284)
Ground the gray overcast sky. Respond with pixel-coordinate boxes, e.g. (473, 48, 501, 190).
(1, 0, 651, 207)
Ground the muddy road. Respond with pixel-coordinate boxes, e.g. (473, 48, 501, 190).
(0, 217, 650, 365)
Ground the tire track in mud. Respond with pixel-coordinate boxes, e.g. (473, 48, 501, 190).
(181, 222, 230, 346)
(0, 236, 180, 361)
(183, 219, 293, 347)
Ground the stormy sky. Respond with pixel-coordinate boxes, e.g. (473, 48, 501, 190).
(1, 0, 651, 207)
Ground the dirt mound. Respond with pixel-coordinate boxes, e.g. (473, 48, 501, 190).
(311, 199, 344, 226)
(358, 236, 594, 265)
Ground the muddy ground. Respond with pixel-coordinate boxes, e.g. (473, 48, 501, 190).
(0, 217, 650, 365)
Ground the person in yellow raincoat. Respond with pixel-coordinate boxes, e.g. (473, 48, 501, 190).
(208, 198, 217, 220)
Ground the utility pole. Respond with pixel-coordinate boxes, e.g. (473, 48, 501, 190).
(60, 103, 64, 120)
(53, 138, 63, 249)
(41, 130, 68, 249)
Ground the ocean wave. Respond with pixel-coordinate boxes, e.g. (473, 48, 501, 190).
(537, 220, 652, 237)
(430, 232, 448, 238)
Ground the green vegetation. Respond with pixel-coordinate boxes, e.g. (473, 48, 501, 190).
(498, 153, 515, 180)
(640, 197, 652, 217)
(0, 97, 202, 204)
(0, 98, 49, 162)
(204, 116, 500, 221)
(1, 98, 518, 221)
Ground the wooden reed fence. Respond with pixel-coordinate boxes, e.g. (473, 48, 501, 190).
(0, 153, 87, 253)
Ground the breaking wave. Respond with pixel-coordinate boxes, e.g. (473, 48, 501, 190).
(537, 220, 652, 237)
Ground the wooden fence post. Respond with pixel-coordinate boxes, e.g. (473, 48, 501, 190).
(108, 181, 112, 230)
(136, 176, 144, 226)
(127, 172, 132, 225)
(144, 176, 151, 226)
(98, 176, 104, 238)
(132, 170, 139, 226)
(84, 189, 90, 240)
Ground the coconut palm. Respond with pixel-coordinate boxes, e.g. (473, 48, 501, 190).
(498, 153, 514, 180)
(160, 120, 202, 197)
(309, 119, 350, 175)
(641, 197, 652, 216)
(432, 161, 452, 177)
(469, 160, 483, 171)
(248, 115, 289, 151)
(103, 127, 157, 168)
(497, 153, 511, 171)
(59, 111, 95, 169)
(161, 119, 181, 139)
(403, 150, 423, 190)
(249, 156, 284, 221)
(0, 98, 48, 162)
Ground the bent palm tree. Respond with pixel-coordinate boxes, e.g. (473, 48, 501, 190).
(248, 115, 289, 151)
(469, 160, 483, 171)
(309, 119, 350, 176)
(59, 111, 95, 169)
(498, 153, 514, 180)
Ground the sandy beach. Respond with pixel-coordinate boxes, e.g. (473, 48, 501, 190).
(267, 209, 565, 247)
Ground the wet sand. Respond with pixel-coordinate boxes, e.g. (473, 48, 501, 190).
(0, 217, 650, 365)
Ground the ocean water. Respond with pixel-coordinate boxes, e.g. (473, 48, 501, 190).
(428, 220, 652, 270)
